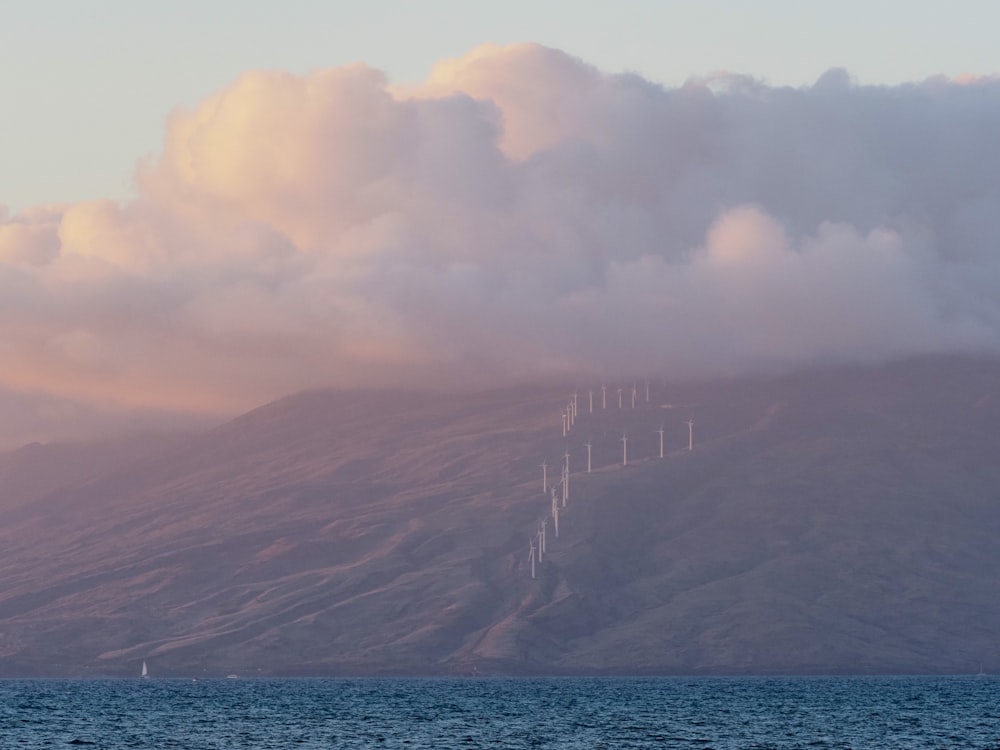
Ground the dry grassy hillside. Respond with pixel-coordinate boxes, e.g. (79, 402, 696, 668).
(0, 357, 998, 676)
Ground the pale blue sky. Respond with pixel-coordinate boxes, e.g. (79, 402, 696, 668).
(3, 0, 998, 214)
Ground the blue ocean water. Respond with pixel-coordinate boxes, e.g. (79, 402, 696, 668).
(1, 676, 998, 749)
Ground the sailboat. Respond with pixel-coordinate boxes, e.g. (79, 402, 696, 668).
(141, 660, 149, 679)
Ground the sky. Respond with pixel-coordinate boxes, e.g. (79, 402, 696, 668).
(5, 0, 1000, 212)
(2, 1, 1000, 448)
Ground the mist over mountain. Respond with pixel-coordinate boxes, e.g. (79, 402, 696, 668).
(0, 434, 183, 512)
(3, 45, 1000, 447)
(0, 355, 997, 677)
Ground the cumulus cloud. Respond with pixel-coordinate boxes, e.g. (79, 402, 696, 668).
(0, 205, 63, 266)
(2, 43, 1000, 445)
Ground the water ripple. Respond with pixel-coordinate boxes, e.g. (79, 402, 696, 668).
(1, 676, 999, 749)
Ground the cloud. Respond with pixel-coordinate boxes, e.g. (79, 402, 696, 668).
(0, 205, 63, 266)
(2, 43, 1000, 445)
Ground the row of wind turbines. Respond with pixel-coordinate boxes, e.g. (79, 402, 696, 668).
(528, 447, 570, 579)
(528, 380, 695, 579)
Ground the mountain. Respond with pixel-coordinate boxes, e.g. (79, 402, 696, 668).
(0, 356, 998, 677)
(0, 434, 184, 511)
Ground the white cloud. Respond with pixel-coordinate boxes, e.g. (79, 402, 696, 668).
(2, 43, 1000, 445)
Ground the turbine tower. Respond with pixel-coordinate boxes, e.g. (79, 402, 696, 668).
(561, 410, 568, 437)
(617, 387, 623, 409)
(585, 441, 592, 473)
(541, 460, 548, 493)
(686, 418, 694, 451)
(645, 380, 650, 402)
(657, 425, 665, 458)
(602, 384, 607, 409)
(553, 504, 559, 537)
(588, 389, 594, 414)
(572, 391, 578, 420)
(621, 432, 628, 466)
(529, 538, 536, 579)
(631, 384, 637, 409)
(563, 448, 570, 506)
(540, 518, 547, 554)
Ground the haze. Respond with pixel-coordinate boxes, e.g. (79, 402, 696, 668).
(3, 41, 1000, 447)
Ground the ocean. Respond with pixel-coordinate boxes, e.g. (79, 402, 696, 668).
(2, 676, 998, 748)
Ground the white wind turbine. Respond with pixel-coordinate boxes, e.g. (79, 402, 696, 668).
(657, 425, 665, 458)
(551, 485, 559, 517)
(529, 538, 536, 579)
(563, 448, 570, 506)
(585, 441, 592, 473)
(617, 387, 623, 409)
(572, 391, 578, 420)
(602, 384, 607, 409)
(541, 460, 548, 493)
(552, 504, 559, 537)
(686, 418, 694, 451)
(539, 519, 547, 557)
(621, 432, 628, 466)
(588, 389, 594, 414)
(561, 410, 568, 437)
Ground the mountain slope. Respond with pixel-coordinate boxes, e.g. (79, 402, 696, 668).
(0, 357, 998, 676)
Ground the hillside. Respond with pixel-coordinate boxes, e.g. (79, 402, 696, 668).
(0, 357, 999, 676)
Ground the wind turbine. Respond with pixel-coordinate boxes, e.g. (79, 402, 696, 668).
(561, 410, 568, 437)
(657, 425, 665, 458)
(617, 387, 623, 409)
(585, 441, 592, 473)
(552, 504, 559, 537)
(588, 389, 594, 414)
(621, 432, 628, 466)
(563, 448, 570, 506)
(529, 538, 536, 579)
(537, 522, 545, 559)
(686, 418, 694, 451)
(602, 384, 607, 409)
(631, 384, 637, 409)
(541, 460, 548, 493)
(551, 485, 559, 517)
(645, 380, 650, 402)
(540, 518, 547, 554)
(572, 391, 578, 420)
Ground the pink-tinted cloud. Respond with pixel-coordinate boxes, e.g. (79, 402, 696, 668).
(2, 43, 1000, 447)
(0, 205, 63, 266)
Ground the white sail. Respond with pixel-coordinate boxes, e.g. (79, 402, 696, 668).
(141, 660, 148, 678)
